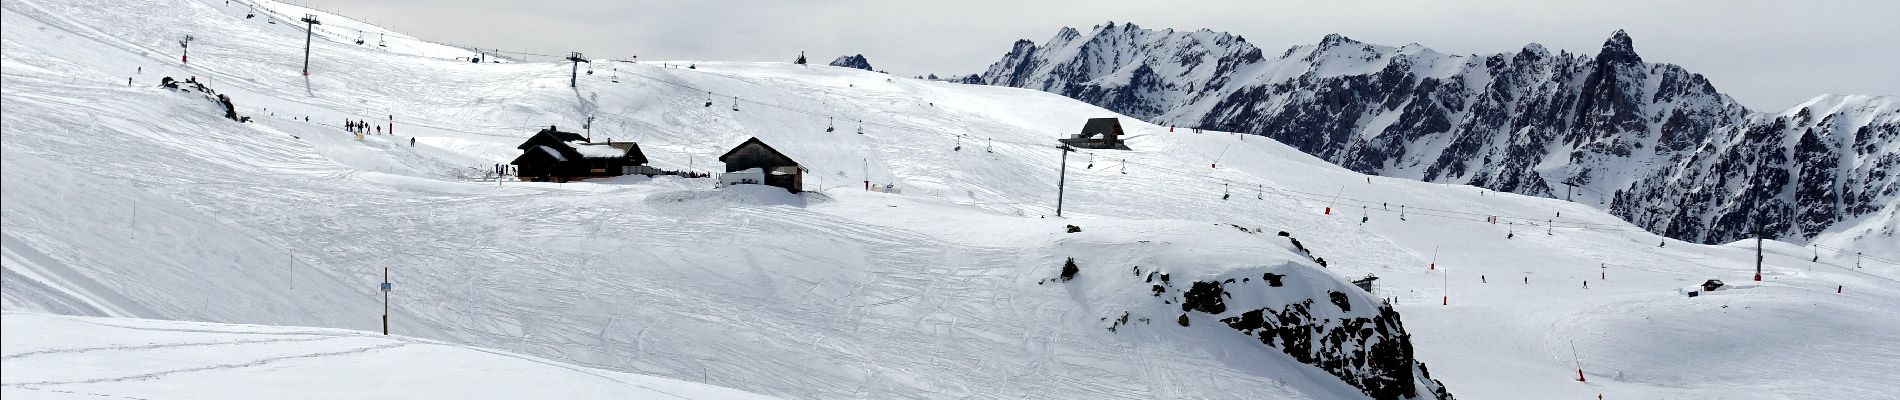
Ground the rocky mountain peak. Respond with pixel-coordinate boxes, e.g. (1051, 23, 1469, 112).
(970, 22, 1900, 250)
(1598, 29, 1642, 64)
(828, 54, 873, 71)
(1318, 33, 1360, 49)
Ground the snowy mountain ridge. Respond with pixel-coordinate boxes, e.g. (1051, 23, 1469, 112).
(973, 22, 1900, 253)
(3, 1, 1896, 399)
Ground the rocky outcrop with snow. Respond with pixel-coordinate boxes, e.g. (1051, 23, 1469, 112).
(973, 22, 1899, 247)
(1071, 226, 1451, 400)
(829, 54, 874, 71)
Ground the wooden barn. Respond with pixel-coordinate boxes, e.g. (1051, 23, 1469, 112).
(1059, 117, 1131, 150)
(718, 137, 805, 193)
(509, 125, 649, 182)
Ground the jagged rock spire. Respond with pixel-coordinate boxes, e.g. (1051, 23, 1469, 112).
(1597, 29, 1642, 64)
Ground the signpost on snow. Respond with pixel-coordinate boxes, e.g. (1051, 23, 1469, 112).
(380, 267, 391, 335)
(299, 14, 321, 76)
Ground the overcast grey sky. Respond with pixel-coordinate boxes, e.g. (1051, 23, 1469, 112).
(299, 0, 1896, 111)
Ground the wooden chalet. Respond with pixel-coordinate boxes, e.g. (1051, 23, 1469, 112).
(1059, 117, 1131, 150)
(509, 125, 649, 182)
(717, 137, 805, 193)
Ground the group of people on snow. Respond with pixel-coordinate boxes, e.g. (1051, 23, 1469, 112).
(344, 119, 382, 135)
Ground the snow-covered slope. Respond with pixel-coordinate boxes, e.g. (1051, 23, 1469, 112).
(973, 22, 1900, 257)
(4, 0, 1898, 399)
(0, 312, 781, 400)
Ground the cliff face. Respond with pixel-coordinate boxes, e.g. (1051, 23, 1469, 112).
(977, 22, 1899, 246)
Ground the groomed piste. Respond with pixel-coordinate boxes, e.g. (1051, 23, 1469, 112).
(3, 0, 1896, 398)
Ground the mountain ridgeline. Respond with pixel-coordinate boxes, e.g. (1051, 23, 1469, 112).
(970, 22, 1899, 246)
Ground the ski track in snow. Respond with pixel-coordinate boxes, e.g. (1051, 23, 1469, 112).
(3, 0, 1898, 398)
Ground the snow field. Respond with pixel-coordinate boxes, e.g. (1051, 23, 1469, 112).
(3, 0, 1898, 398)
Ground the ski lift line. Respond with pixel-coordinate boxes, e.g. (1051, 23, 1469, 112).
(1101, 156, 1643, 228)
(1811, 244, 1900, 266)
(1061, 171, 1653, 233)
(232, 0, 565, 61)
(618, 65, 1696, 233)
(637, 67, 1639, 230)
(1056, 164, 1611, 228)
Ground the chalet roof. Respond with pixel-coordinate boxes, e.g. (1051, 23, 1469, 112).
(601, 141, 648, 164)
(535, 146, 567, 162)
(717, 137, 799, 166)
(515, 126, 588, 150)
(1079, 118, 1122, 137)
(509, 145, 567, 165)
(570, 143, 628, 158)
